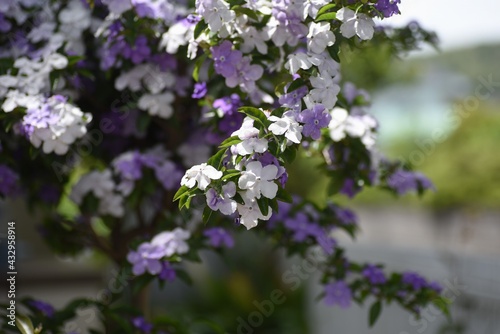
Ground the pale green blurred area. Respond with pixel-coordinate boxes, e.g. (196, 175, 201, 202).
(289, 44, 500, 212)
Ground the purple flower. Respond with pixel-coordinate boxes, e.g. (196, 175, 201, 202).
(192, 82, 207, 99)
(279, 85, 308, 111)
(314, 229, 336, 255)
(299, 104, 331, 140)
(113, 151, 143, 180)
(151, 53, 177, 71)
(186, 14, 201, 24)
(387, 170, 434, 195)
(159, 262, 176, 281)
(332, 205, 357, 225)
(0, 164, 19, 197)
(132, 316, 153, 333)
(375, 0, 401, 18)
(154, 161, 183, 190)
(324, 281, 352, 308)
(203, 227, 235, 248)
(122, 35, 151, 64)
(29, 300, 55, 318)
(224, 56, 263, 92)
(402, 271, 427, 290)
(127, 243, 165, 276)
(22, 103, 59, 137)
(427, 281, 443, 293)
(340, 178, 361, 198)
(211, 41, 242, 78)
(284, 212, 321, 242)
(206, 182, 237, 215)
(362, 265, 387, 285)
(0, 14, 12, 32)
(213, 94, 242, 115)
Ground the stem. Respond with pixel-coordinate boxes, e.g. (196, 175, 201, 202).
(133, 284, 151, 319)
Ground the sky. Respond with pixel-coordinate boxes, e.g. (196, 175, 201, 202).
(382, 0, 500, 52)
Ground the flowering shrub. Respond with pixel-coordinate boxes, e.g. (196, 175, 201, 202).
(0, 0, 446, 333)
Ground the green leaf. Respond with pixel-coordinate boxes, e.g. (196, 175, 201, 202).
(173, 185, 190, 201)
(282, 146, 297, 164)
(276, 185, 293, 203)
(286, 78, 307, 93)
(316, 11, 337, 22)
(193, 53, 207, 82)
(257, 197, 269, 216)
(238, 106, 270, 127)
(432, 296, 452, 321)
(207, 148, 227, 169)
(222, 170, 241, 181)
(369, 301, 382, 327)
(219, 135, 242, 149)
(16, 314, 35, 334)
(194, 20, 208, 39)
(316, 3, 337, 17)
(232, 5, 260, 21)
(202, 206, 213, 224)
(132, 275, 155, 295)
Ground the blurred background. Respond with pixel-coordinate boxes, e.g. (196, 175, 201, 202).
(1, 0, 500, 333)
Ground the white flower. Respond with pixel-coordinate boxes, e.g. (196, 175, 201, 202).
(304, 75, 341, 110)
(328, 107, 349, 141)
(235, 137, 268, 155)
(196, 0, 235, 34)
(285, 52, 313, 75)
(268, 115, 303, 144)
(307, 22, 335, 54)
(337, 7, 375, 41)
(138, 92, 175, 119)
(101, 0, 133, 15)
(232, 117, 259, 140)
(237, 197, 272, 230)
(327, 108, 378, 147)
(151, 228, 191, 257)
(181, 163, 223, 190)
(161, 21, 193, 54)
(303, 0, 330, 19)
(240, 26, 268, 54)
(70, 169, 124, 217)
(238, 161, 278, 199)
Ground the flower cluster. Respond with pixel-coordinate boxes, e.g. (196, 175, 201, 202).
(0, 0, 446, 332)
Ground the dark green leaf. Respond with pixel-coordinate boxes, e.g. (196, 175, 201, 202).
(202, 206, 213, 224)
(132, 275, 155, 295)
(219, 135, 242, 149)
(276, 185, 293, 203)
(232, 5, 260, 21)
(238, 106, 270, 127)
(287, 78, 306, 93)
(369, 301, 382, 327)
(257, 197, 269, 216)
(194, 20, 208, 39)
(207, 148, 227, 169)
(193, 53, 207, 82)
(282, 146, 297, 164)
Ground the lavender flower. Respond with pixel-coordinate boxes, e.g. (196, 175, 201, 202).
(159, 262, 176, 281)
(299, 104, 331, 140)
(127, 243, 165, 275)
(192, 82, 207, 99)
(203, 227, 235, 248)
(324, 281, 352, 308)
(284, 212, 321, 242)
(211, 41, 242, 78)
(402, 271, 427, 290)
(362, 265, 387, 285)
(387, 170, 434, 195)
(29, 300, 55, 318)
(132, 316, 153, 334)
(0, 164, 19, 197)
(375, 0, 401, 18)
(206, 182, 237, 215)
